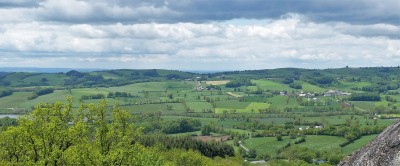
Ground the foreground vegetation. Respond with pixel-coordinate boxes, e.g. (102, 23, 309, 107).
(0, 98, 240, 165)
(1, 67, 400, 165)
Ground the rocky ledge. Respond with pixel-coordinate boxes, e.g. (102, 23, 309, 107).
(339, 120, 400, 166)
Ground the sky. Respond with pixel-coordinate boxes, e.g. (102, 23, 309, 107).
(0, 0, 399, 71)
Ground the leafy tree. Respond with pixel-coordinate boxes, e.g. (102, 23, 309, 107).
(315, 77, 335, 85)
(0, 90, 13, 98)
(247, 149, 257, 158)
(0, 97, 235, 165)
(276, 134, 283, 141)
(28, 88, 55, 100)
(289, 83, 302, 89)
(201, 123, 215, 136)
(226, 79, 254, 88)
(282, 78, 294, 84)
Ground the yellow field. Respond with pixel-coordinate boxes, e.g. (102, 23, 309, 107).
(215, 102, 270, 113)
(205, 80, 230, 85)
(226, 92, 242, 97)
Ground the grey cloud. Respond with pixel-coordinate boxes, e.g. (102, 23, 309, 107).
(36, 0, 179, 23)
(168, 0, 400, 24)
(15, 0, 395, 25)
(334, 23, 400, 39)
(0, 0, 39, 8)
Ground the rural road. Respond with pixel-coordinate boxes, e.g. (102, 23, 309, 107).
(335, 96, 367, 112)
(238, 141, 249, 152)
(342, 100, 367, 112)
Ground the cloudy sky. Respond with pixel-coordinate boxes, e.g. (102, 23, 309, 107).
(0, 0, 399, 71)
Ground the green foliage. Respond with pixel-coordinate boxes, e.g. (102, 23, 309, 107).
(201, 122, 215, 136)
(276, 134, 283, 141)
(107, 91, 133, 98)
(315, 77, 335, 85)
(226, 79, 254, 88)
(278, 146, 316, 163)
(138, 135, 235, 158)
(349, 93, 381, 101)
(0, 117, 17, 126)
(143, 69, 159, 77)
(154, 118, 201, 134)
(66, 70, 84, 78)
(0, 90, 12, 98)
(0, 117, 17, 131)
(0, 98, 234, 165)
(80, 94, 106, 100)
(282, 78, 294, 84)
(28, 88, 55, 100)
(294, 137, 306, 144)
(289, 82, 302, 89)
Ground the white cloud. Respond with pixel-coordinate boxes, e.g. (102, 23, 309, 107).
(387, 40, 400, 58)
(0, 13, 399, 70)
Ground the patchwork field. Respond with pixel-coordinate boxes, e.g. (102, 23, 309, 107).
(205, 80, 230, 85)
(1, 67, 398, 165)
(215, 102, 270, 113)
(252, 80, 293, 91)
(226, 92, 242, 97)
(341, 135, 377, 155)
(242, 135, 346, 156)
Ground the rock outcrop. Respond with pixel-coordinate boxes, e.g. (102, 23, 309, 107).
(339, 120, 400, 166)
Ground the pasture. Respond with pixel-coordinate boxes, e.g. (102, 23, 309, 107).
(252, 80, 293, 91)
(341, 135, 377, 155)
(242, 135, 346, 156)
(215, 102, 269, 114)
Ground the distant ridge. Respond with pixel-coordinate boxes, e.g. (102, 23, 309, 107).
(0, 67, 103, 73)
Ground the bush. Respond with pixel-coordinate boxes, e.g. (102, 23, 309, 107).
(290, 82, 302, 89)
(276, 134, 283, 141)
(294, 137, 306, 144)
(0, 90, 12, 98)
(226, 79, 255, 88)
(28, 88, 54, 100)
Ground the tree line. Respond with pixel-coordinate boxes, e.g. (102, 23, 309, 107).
(137, 135, 234, 158)
(0, 90, 12, 98)
(27, 88, 54, 100)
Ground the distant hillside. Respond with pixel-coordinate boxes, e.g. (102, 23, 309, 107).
(0, 69, 197, 88)
(0, 67, 102, 73)
(1, 67, 400, 93)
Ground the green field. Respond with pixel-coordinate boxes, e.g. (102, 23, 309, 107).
(341, 135, 377, 155)
(242, 136, 292, 156)
(215, 101, 250, 109)
(242, 135, 346, 156)
(296, 135, 346, 150)
(266, 95, 299, 109)
(186, 102, 213, 112)
(121, 103, 186, 113)
(333, 81, 372, 91)
(298, 81, 327, 92)
(252, 80, 294, 91)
